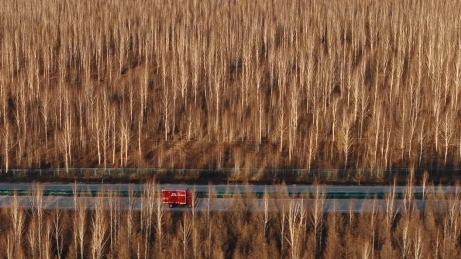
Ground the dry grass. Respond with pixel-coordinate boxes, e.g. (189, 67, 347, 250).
(0, 0, 461, 175)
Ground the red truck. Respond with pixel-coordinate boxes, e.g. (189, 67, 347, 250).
(162, 188, 196, 208)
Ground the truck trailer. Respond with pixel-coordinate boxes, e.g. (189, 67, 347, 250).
(161, 188, 196, 208)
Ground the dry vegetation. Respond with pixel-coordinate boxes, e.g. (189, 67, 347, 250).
(1, 0, 461, 174)
(0, 181, 460, 259)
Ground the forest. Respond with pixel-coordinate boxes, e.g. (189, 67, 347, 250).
(2, 1, 461, 257)
(1, 0, 461, 177)
(0, 181, 460, 259)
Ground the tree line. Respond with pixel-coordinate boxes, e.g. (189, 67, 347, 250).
(0, 0, 460, 173)
(0, 181, 460, 258)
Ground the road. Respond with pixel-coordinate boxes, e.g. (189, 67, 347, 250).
(0, 183, 458, 212)
(0, 182, 457, 194)
(0, 196, 436, 212)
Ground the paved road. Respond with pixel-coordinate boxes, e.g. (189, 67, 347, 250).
(0, 183, 458, 212)
(0, 182, 457, 194)
(0, 195, 455, 213)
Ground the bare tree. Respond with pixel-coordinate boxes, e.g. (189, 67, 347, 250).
(288, 80, 299, 161)
(441, 111, 454, 165)
(383, 122, 392, 169)
(286, 199, 306, 259)
(120, 118, 129, 167)
(338, 113, 353, 168)
(400, 217, 410, 259)
(76, 90, 86, 154)
(140, 181, 155, 258)
(1, 116, 14, 173)
(91, 195, 108, 259)
(369, 197, 378, 259)
(454, 43, 461, 109)
(418, 120, 426, 166)
(306, 131, 316, 170)
(63, 94, 73, 171)
(40, 87, 51, 152)
(432, 82, 442, 153)
(43, 219, 52, 259)
(189, 203, 198, 259)
(107, 188, 121, 252)
(311, 184, 325, 256)
(399, 91, 408, 159)
(102, 90, 109, 168)
(31, 183, 44, 259)
(358, 88, 369, 140)
(278, 106, 286, 153)
(280, 205, 286, 259)
(206, 184, 213, 258)
(372, 103, 382, 168)
(94, 96, 102, 165)
(407, 87, 421, 158)
(154, 183, 164, 255)
(9, 192, 25, 259)
(361, 240, 372, 259)
(75, 195, 87, 259)
(139, 42, 149, 159)
(6, 232, 15, 259)
(126, 184, 135, 258)
(161, 57, 171, 141)
(385, 178, 398, 230)
(403, 170, 415, 214)
(111, 108, 117, 165)
(412, 228, 424, 259)
(256, 60, 263, 145)
(27, 220, 38, 258)
(53, 210, 64, 259)
(446, 186, 460, 246)
(180, 214, 192, 259)
(264, 186, 270, 237)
